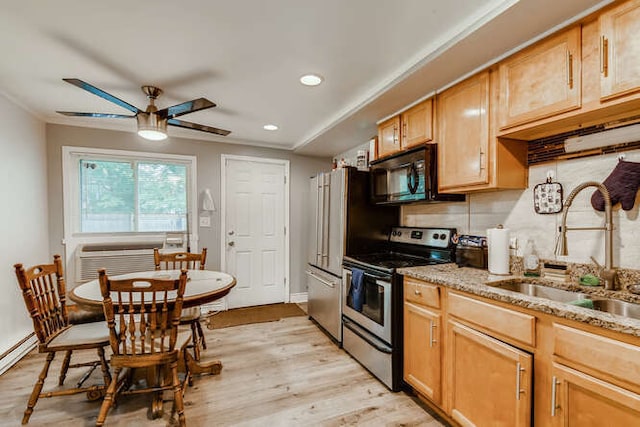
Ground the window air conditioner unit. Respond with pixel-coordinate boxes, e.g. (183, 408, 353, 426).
(564, 123, 640, 153)
(75, 241, 164, 283)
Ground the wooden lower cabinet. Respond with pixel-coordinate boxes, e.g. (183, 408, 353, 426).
(404, 302, 441, 404)
(447, 320, 533, 427)
(550, 363, 640, 426)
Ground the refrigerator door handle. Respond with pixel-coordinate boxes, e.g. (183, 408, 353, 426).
(305, 270, 336, 288)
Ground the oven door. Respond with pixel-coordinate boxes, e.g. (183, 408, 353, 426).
(342, 267, 392, 344)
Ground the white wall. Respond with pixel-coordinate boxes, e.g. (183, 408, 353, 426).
(403, 148, 640, 270)
(0, 94, 48, 355)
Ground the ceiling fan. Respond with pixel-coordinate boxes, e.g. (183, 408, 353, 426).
(57, 78, 231, 141)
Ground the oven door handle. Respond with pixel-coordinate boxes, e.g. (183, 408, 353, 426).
(343, 318, 392, 354)
(344, 268, 391, 282)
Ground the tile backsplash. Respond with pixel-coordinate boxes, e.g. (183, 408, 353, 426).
(403, 148, 640, 269)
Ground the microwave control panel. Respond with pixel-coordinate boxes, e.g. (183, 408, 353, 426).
(389, 227, 454, 248)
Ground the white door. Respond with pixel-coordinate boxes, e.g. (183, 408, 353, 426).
(222, 156, 288, 308)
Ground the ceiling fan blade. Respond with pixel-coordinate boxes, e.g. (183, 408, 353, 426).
(168, 118, 231, 136)
(157, 98, 216, 119)
(62, 78, 141, 114)
(57, 111, 136, 119)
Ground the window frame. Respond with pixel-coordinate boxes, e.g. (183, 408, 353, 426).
(62, 146, 198, 248)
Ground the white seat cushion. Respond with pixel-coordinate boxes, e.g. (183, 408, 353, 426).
(46, 322, 110, 350)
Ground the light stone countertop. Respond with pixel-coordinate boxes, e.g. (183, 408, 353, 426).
(398, 263, 640, 338)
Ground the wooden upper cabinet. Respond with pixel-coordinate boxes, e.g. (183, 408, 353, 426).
(600, 0, 640, 101)
(377, 98, 433, 159)
(499, 27, 581, 129)
(377, 116, 401, 158)
(437, 71, 490, 191)
(401, 98, 433, 149)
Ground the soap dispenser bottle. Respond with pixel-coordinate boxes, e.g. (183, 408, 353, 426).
(523, 239, 540, 277)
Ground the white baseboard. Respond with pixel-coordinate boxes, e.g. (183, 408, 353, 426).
(289, 292, 308, 303)
(0, 334, 37, 376)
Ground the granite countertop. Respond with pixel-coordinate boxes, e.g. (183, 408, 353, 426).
(398, 263, 640, 338)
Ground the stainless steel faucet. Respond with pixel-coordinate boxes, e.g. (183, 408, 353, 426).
(555, 181, 617, 290)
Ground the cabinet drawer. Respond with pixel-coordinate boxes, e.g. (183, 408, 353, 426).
(448, 292, 535, 346)
(553, 323, 640, 389)
(404, 278, 440, 309)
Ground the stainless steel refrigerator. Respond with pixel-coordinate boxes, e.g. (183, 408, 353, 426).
(306, 167, 398, 342)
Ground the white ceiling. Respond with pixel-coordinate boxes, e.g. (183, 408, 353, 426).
(0, 0, 610, 157)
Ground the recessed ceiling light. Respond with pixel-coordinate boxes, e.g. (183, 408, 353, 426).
(263, 124, 279, 131)
(300, 74, 324, 86)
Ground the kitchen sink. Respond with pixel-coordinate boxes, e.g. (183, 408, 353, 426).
(490, 281, 592, 303)
(591, 299, 640, 321)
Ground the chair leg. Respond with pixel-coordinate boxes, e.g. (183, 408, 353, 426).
(23, 352, 55, 424)
(58, 350, 72, 386)
(196, 319, 207, 350)
(96, 347, 111, 387)
(171, 360, 186, 427)
(190, 321, 200, 361)
(96, 367, 120, 427)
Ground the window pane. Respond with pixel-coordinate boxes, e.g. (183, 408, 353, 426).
(138, 162, 187, 232)
(80, 159, 134, 232)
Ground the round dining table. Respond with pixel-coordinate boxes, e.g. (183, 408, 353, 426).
(69, 269, 236, 390)
(69, 269, 236, 309)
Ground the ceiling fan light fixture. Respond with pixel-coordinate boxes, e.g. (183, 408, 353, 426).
(300, 74, 323, 86)
(137, 112, 168, 141)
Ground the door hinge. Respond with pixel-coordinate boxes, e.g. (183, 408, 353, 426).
(284, 176, 287, 184)
(284, 226, 287, 235)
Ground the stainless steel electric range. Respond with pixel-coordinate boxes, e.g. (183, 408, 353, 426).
(341, 226, 457, 391)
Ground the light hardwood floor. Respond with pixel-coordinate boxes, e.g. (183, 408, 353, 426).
(0, 316, 444, 426)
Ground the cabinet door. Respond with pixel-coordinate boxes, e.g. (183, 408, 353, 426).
(437, 72, 490, 191)
(448, 321, 532, 427)
(401, 98, 433, 149)
(499, 27, 581, 129)
(377, 116, 401, 158)
(550, 363, 640, 427)
(600, 0, 640, 100)
(404, 302, 441, 404)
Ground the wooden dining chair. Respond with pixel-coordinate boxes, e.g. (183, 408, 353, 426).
(96, 269, 191, 427)
(14, 255, 112, 425)
(154, 248, 208, 360)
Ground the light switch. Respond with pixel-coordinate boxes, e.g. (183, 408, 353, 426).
(199, 215, 211, 227)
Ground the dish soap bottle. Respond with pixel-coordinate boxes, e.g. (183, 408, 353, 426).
(523, 239, 540, 277)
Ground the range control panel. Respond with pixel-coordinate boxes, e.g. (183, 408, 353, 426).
(389, 227, 455, 248)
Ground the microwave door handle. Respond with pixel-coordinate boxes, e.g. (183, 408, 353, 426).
(407, 164, 419, 194)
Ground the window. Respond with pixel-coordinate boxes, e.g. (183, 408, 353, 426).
(63, 147, 197, 236)
(79, 159, 187, 232)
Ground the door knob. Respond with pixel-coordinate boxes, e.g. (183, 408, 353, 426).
(228, 241, 235, 247)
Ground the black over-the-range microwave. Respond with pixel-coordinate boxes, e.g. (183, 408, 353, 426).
(369, 145, 465, 205)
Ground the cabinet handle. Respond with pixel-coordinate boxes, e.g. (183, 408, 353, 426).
(551, 376, 560, 416)
(566, 51, 573, 89)
(600, 35, 609, 77)
(414, 289, 422, 296)
(479, 151, 486, 170)
(393, 126, 399, 145)
(429, 320, 437, 347)
(515, 362, 525, 400)
(403, 122, 407, 141)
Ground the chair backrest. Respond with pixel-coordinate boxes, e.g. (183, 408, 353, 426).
(98, 269, 188, 357)
(14, 255, 68, 344)
(154, 248, 207, 271)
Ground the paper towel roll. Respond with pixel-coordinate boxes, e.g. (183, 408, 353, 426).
(487, 226, 510, 275)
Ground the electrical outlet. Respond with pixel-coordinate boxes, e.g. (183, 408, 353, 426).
(199, 215, 211, 227)
(509, 237, 518, 250)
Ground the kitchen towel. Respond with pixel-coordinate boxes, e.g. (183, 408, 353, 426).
(487, 226, 510, 275)
(350, 268, 365, 312)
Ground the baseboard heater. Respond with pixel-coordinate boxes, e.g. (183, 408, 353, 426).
(75, 241, 163, 283)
